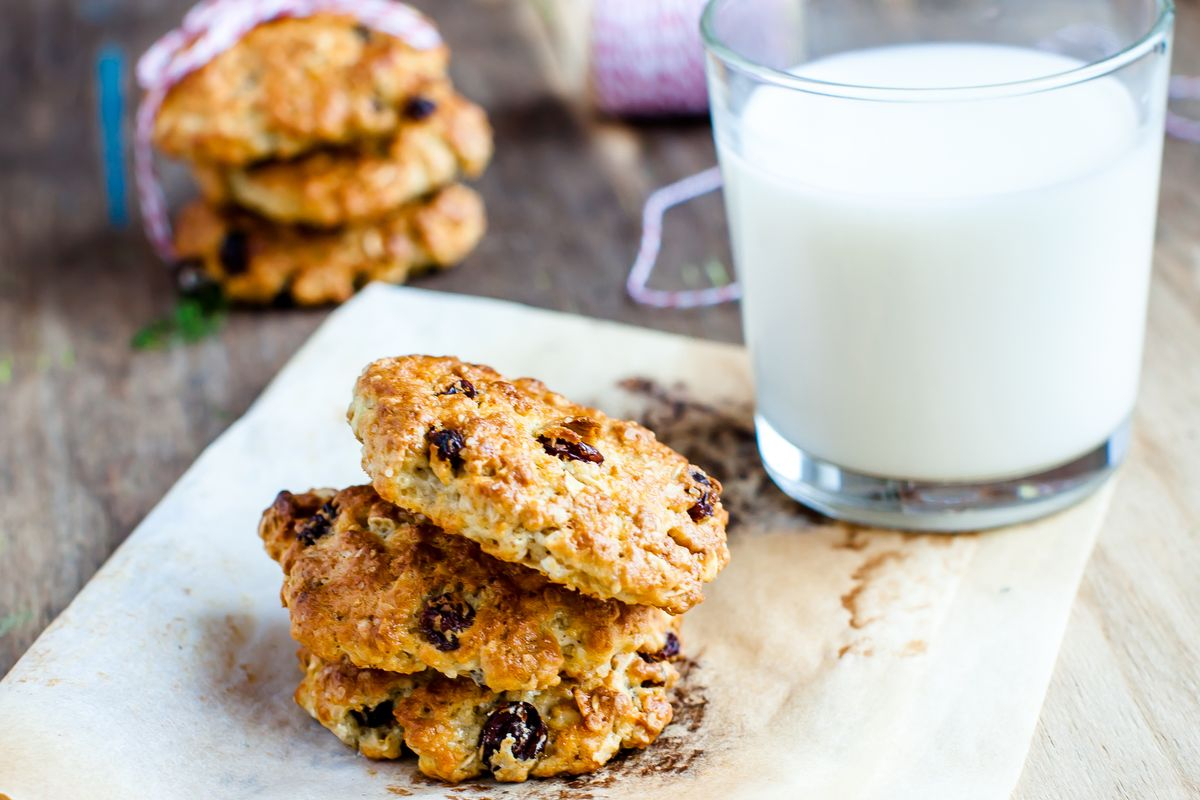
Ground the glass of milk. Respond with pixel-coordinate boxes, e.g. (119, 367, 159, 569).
(703, 0, 1174, 530)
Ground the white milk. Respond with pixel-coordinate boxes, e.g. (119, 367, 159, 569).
(717, 43, 1163, 482)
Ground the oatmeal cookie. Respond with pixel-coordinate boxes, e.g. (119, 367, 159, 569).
(194, 83, 493, 226)
(260, 485, 679, 691)
(347, 356, 730, 614)
(172, 183, 484, 305)
(153, 14, 449, 165)
(295, 648, 679, 782)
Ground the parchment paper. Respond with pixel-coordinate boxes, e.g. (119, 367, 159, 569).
(0, 285, 1112, 800)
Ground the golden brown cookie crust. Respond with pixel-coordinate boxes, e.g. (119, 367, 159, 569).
(172, 183, 485, 306)
(294, 648, 678, 783)
(194, 83, 493, 226)
(348, 356, 731, 614)
(260, 485, 678, 691)
(154, 14, 450, 165)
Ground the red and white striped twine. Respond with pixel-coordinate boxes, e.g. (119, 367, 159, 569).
(134, 0, 441, 262)
(624, 166, 738, 309)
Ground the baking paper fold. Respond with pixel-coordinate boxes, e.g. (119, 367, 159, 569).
(0, 285, 1110, 799)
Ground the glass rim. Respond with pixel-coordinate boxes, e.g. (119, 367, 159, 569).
(700, 0, 1175, 102)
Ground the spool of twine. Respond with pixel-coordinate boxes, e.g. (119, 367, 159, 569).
(135, 0, 442, 262)
(589, 0, 709, 116)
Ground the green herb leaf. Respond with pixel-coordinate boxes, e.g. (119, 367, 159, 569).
(131, 319, 174, 351)
(132, 292, 227, 351)
(703, 257, 731, 287)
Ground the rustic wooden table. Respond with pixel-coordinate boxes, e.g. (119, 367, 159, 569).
(1, 0, 1197, 796)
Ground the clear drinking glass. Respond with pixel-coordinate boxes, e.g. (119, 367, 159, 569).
(702, 0, 1174, 530)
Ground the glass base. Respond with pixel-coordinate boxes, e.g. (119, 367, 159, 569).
(756, 415, 1128, 532)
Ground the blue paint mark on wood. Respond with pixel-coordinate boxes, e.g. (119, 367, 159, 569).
(96, 45, 129, 227)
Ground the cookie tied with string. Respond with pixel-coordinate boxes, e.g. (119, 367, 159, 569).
(153, 13, 450, 166)
(348, 355, 731, 614)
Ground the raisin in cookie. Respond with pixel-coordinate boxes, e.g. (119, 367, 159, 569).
(154, 14, 449, 165)
(260, 485, 678, 691)
(172, 183, 484, 306)
(295, 648, 679, 782)
(194, 83, 493, 227)
(348, 356, 730, 614)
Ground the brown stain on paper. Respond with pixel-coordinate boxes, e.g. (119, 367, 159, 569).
(834, 528, 979, 659)
(444, 782, 499, 798)
(192, 610, 302, 742)
(841, 551, 909, 630)
(834, 526, 871, 552)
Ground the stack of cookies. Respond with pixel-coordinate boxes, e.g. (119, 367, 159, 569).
(259, 355, 730, 782)
(152, 14, 492, 306)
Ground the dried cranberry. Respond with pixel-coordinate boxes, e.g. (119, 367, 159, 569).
(479, 702, 547, 771)
(404, 96, 438, 121)
(562, 417, 601, 439)
(218, 230, 249, 275)
(687, 471, 716, 521)
(350, 700, 394, 728)
(418, 594, 476, 651)
(639, 632, 681, 663)
(538, 435, 604, 465)
(271, 490, 298, 515)
(687, 493, 715, 522)
(426, 428, 466, 470)
(296, 501, 336, 546)
(295, 515, 330, 546)
(438, 378, 477, 399)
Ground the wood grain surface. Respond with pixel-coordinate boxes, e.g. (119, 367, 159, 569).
(0, 1, 1197, 797)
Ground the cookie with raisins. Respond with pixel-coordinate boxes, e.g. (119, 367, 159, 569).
(348, 356, 730, 614)
(294, 647, 679, 782)
(153, 14, 449, 165)
(260, 485, 677, 692)
(172, 183, 484, 306)
(193, 83, 493, 227)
